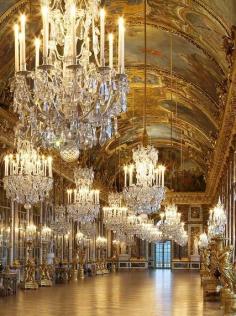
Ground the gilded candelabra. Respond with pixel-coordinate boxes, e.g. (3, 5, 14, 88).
(39, 240, 53, 287)
(21, 240, 38, 290)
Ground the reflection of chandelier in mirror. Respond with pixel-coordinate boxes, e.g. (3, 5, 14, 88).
(3, 139, 53, 210)
(103, 192, 128, 230)
(26, 223, 37, 241)
(67, 167, 100, 223)
(80, 222, 96, 239)
(51, 205, 71, 236)
(208, 198, 227, 239)
(96, 236, 107, 249)
(12, 0, 128, 161)
(41, 225, 52, 243)
(75, 230, 90, 247)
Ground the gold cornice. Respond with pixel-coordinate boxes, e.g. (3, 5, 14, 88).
(206, 55, 236, 201)
(0, 1, 30, 26)
(165, 191, 210, 205)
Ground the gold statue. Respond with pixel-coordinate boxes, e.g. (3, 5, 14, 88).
(200, 248, 211, 276)
(218, 245, 236, 293)
(22, 257, 38, 290)
(39, 260, 53, 287)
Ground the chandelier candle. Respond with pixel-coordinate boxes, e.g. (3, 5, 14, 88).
(118, 17, 125, 74)
(34, 38, 40, 69)
(20, 15, 26, 71)
(71, 4, 77, 63)
(100, 8, 105, 66)
(42, 6, 49, 62)
(14, 24, 19, 72)
(109, 33, 113, 69)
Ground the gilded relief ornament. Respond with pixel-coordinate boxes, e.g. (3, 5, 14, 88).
(218, 245, 236, 293)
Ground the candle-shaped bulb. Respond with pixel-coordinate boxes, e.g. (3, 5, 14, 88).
(47, 156, 52, 177)
(20, 14, 26, 25)
(14, 24, 19, 72)
(100, 8, 105, 66)
(20, 15, 26, 71)
(108, 33, 113, 69)
(34, 38, 41, 69)
(70, 3, 77, 62)
(118, 17, 125, 74)
(42, 6, 49, 61)
(70, 3, 76, 16)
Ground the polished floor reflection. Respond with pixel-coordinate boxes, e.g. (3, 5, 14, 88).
(0, 270, 222, 316)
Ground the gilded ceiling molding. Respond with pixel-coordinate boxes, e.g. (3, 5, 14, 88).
(193, 0, 230, 35)
(0, 0, 30, 27)
(206, 57, 236, 201)
(147, 0, 229, 73)
(165, 191, 210, 205)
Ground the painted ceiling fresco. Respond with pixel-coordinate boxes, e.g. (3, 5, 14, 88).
(126, 25, 222, 100)
(0, 0, 235, 192)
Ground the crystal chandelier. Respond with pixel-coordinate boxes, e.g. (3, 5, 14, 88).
(208, 198, 227, 239)
(123, 214, 143, 237)
(122, 0, 165, 215)
(41, 225, 52, 243)
(147, 226, 162, 243)
(123, 145, 166, 214)
(12, 0, 128, 159)
(157, 204, 188, 246)
(175, 227, 188, 247)
(96, 236, 107, 249)
(76, 230, 90, 247)
(138, 222, 154, 240)
(80, 222, 96, 238)
(76, 230, 85, 245)
(198, 232, 209, 249)
(51, 205, 71, 236)
(3, 139, 53, 210)
(26, 223, 37, 241)
(67, 167, 100, 223)
(103, 192, 128, 231)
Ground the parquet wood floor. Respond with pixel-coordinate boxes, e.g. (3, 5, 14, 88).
(0, 270, 222, 316)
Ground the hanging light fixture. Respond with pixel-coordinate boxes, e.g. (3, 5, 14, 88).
(67, 167, 100, 223)
(12, 0, 129, 160)
(80, 222, 96, 238)
(156, 204, 188, 246)
(122, 0, 165, 215)
(41, 225, 52, 243)
(51, 205, 71, 236)
(3, 139, 53, 210)
(26, 222, 37, 241)
(198, 232, 209, 249)
(207, 198, 227, 239)
(96, 235, 107, 249)
(103, 192, 129, 231)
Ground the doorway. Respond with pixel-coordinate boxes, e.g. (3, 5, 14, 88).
(155, 240, 171, 269)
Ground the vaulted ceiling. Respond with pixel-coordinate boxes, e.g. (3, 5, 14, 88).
(0, 0, 235, 194)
